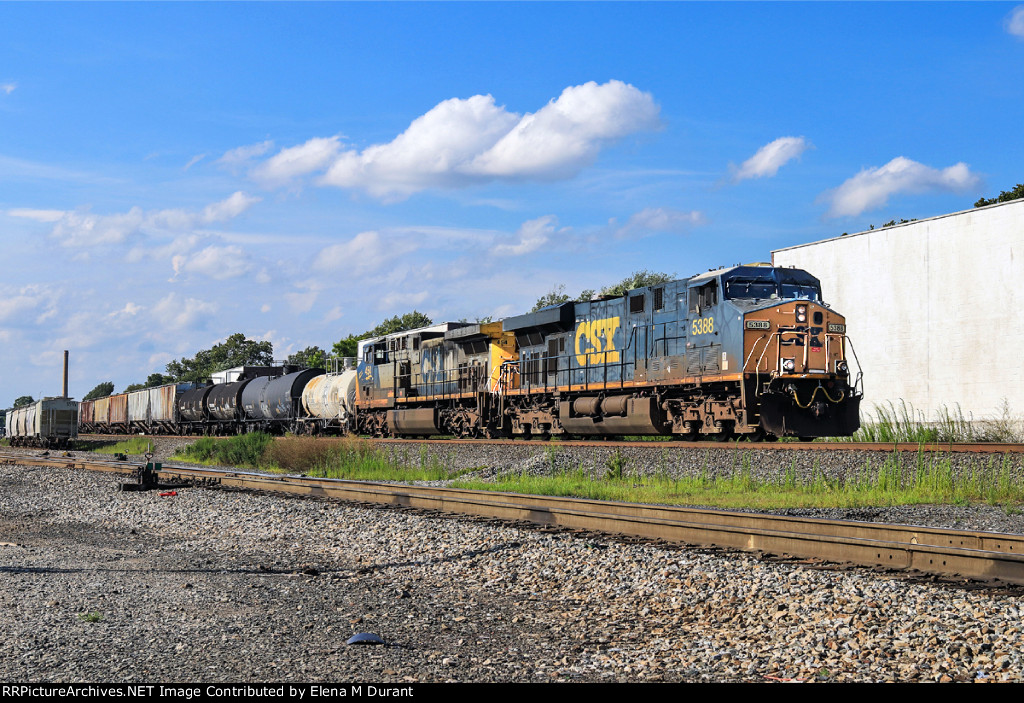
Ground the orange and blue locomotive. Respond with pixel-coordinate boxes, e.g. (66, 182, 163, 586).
(352, 264, 862, 440)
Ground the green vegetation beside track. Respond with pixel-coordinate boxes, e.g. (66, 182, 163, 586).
(164, 434, 1024, 512)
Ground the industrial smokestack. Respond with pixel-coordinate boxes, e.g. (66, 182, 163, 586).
(62, 350, 69, 398)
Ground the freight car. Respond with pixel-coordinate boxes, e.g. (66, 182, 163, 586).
(352, 264, 862, 440)
(5, 397, 78, 448)
(81, 382, 200, 435)
(78, 364, 357, 437)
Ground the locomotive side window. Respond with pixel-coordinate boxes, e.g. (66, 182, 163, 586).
(724, 276, 776, 300)
(689, 281, 718, 313)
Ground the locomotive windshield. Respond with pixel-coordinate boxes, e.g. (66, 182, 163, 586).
(721, 268, 821, 302)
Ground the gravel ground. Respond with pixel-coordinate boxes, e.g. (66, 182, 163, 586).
(3, 450, 1024, 683)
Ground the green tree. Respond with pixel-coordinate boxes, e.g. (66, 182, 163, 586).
(166, 333, 274, 383)
(531, 284, 572, 312)
(975, 183, 1024, 208)
(83, 382, 114, 401)
(530, 272, 672, 312)
(13, 395, 35, 408)
(288, 346, 326, 370)
(331, 311, 434, 359)
(145, 372, 174, 387)
(331, 334, 363, 359)
(124, 373, 174, 393)
(599, 270, 674, 298)
(367, 311, 433, 337)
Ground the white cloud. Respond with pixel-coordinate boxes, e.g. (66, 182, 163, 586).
(285, 291, 318, 314)
(38, 191, 261, 247)
(314, 230, 420, 275)
(732, 136, 811, 182)
(218, 140, 275, 170)
(1006, 6, 1024, 37)
(171, 245, 252, 280)
(0, 285, 61, 341)
(253, 136, 342, 186)
(52, 206, 147, 247)
(378, 289, 429, 311)
(490, 215, 560, 256)
(7, 208, 65, 222)
(183, 154, 206, 171)
(201, 191, 262, 222)
(261, 304, 272, 313)
(323, 306, 343, 322)
(0, 287, 49, 323)
(150, 293, 218, 330)
(256, 80, 659, 199)
(110, 302, 143, 317)
(469, 80, 661, 180)
(613, 207, 705, 239)
(821, 157, 980, 218)
(1, 83, 15, 95)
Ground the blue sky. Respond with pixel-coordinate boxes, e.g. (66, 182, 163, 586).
(2, 2, 1023, 402)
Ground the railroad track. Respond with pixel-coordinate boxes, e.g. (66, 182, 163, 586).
(76, 433, 1024, 454)
(3, 449, 1024, 587)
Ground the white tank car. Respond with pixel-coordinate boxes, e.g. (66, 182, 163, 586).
(301, 370, 358, 434)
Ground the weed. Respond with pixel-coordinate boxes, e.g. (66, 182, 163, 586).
(78, 611, 103, 623)
(605, 450, 624, 480)
(544, 445, 560, 473)
(91, 437, 154, 455)
(174, 433, 274, 468)
(837, 399, 1024, 443)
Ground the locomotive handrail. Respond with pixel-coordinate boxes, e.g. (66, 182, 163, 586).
(844, 336, 865, 398)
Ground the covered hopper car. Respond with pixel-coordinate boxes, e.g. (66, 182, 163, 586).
(5, 397, 78, 448)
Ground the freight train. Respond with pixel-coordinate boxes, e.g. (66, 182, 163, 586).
(67, 262, 862, 441)
(4, 397, 78, 448)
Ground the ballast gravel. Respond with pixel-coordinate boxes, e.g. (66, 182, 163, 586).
(2, 458, 1024, 683)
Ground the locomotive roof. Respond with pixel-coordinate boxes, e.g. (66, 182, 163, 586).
(357, 322, 473, 356)
(687, 264, 819, 286)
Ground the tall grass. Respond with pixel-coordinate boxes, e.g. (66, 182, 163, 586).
(171, 434, 474, 483)
(452, 449, 1024, 509)
(168, 432, 1024, 510)
(176, 432, 274, 467)
(89, 437, 155, 455)
(838, 399, 1024, 443)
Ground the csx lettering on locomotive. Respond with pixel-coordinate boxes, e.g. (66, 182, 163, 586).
(574, 317, 621, 366)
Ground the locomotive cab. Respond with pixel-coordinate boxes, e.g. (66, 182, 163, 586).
(717, 265, 862, 438)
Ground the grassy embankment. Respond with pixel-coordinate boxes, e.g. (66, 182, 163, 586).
(84, 437, 157, 455)
(168, 432, 1024, 511)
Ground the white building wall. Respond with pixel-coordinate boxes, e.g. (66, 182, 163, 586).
(772, 199, 1024, 421)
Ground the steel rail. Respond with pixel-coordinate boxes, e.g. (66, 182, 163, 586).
(4, 450, 1024, 585)
(76, 433, 1024, 454)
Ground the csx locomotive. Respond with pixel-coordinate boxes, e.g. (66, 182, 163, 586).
(353, 263, 862, 440)
(67, 263, 860, 440)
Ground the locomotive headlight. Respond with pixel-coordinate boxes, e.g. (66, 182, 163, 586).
(836, 360, 848, 374)
(782, 358, 796, 373)
(796, 304, 807, 323)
